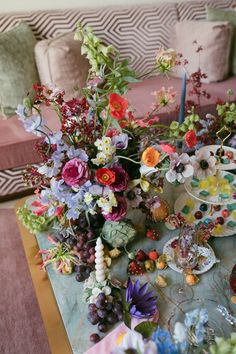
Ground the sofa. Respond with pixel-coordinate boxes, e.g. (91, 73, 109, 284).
(0, 0, 236, 200)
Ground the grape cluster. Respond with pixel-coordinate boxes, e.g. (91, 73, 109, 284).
(87, 292, 123, 338)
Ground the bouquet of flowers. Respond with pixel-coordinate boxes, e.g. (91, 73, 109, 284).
(17, 23, 235, 348)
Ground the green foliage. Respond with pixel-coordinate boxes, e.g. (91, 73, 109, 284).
(217, 101, 236, 124)
(134, 321, 157, 338)
(74, 23, 138, 98)
(209, 334, 236, 354)
(17, 205, 52, 234)
(169, 111, 200, 138)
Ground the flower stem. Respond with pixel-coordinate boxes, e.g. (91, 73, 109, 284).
(116, 155, 140, 165)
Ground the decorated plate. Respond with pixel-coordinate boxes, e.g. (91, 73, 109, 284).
(163, 237, 219, 274)
(174, 192, 236, 237)
(168, 298, 236, 342)
(198, 145, 236, 171)
(184, 171, 236, 206)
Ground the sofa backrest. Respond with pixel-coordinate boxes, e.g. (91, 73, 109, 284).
(0, 0, 235, 75)
(177, 0, 236, 21)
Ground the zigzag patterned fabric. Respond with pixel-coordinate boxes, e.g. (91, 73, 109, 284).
(177, 0, 236, 21)
(0, 4, 178, 75)
(0, 165, 34, 199)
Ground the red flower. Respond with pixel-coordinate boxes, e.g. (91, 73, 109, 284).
(160, 143, 176, 155)
(96, 168, 116, 186)
(109, 93, 128, 120)
(185, 130, 198, 148)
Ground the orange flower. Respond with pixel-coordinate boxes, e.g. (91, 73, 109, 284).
(142, 147, 160, 167)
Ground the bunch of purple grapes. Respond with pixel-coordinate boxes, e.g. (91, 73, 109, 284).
(88, 292, 123, 343)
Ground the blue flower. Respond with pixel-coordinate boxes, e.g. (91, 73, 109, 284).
(126, 278, 157, 319)
(152, 327, 179, 354)
(67, 146, 88, 161)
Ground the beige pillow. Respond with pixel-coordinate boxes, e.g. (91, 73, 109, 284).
(35, 33, 90, 99)
(171, 21, 233, 82)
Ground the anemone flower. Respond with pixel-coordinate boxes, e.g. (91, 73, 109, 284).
(126, 278, 158, 319)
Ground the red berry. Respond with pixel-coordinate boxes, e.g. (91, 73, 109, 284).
(222, 209, 230, 218)
(225, 151, 233, 160)
(135, 249, 148, 262)
(148, 249, 159, 261)
(194, 211, 203, 220)
(146, 229, 159, 240)
(215, 217, 224, 225)
(128, 260, 144, 275)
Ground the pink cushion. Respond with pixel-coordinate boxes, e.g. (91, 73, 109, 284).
(126, 75, 236, 119)
(0, 106, 60, 170)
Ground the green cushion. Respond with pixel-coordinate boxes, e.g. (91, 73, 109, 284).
(207, 7, 236, 75)
(0, 22, 39, 117)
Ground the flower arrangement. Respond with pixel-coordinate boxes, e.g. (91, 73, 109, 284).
(16, 23, 236, 350)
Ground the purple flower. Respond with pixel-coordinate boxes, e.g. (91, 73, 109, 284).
(145, 196, 161, 210)
(112, 133, 129, 149)
(62, 158, 90, 187)
(126, 278, 158, 319)
(103, 196, 127, 221)
(109, 164, 129, 192)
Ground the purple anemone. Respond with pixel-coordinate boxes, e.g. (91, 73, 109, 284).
(126, 278, 158, 319)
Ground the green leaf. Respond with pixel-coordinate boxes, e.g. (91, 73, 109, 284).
(123, 76, 139, 83)
(111, 118, 122, 132)
(123, 310, 131, 329)
(134, 321, 158, 338)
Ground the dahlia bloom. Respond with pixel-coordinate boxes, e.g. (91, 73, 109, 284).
(109, 165, 129, 192)
(126, 278, 158, 319)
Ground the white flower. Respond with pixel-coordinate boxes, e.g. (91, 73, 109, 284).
(173, 322, 187, 343)
(97, 192, 117, 214)
(190, 150, 217, 180)
(140, 164, 158, 177)
(166, 153, 194, 184)
(84, 192, 93, 205)
(92, 137, 116, 165)
(112, 331, 157, 354)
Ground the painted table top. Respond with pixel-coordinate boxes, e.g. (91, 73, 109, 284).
(35, 184, 236, 354)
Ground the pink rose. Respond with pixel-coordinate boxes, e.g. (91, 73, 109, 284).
(62, 158, 90, 187)
(103, 196, 127, 221)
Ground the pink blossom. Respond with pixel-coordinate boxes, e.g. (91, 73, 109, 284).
(160, 143, 176, 155)
(62, 158, 90, 187)
(151, 86, 176, 109)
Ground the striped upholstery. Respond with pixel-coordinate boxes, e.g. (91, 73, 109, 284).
(0, 165, 36, 200)
(0, 4, 178, 76)
(177, 0, 236, 21)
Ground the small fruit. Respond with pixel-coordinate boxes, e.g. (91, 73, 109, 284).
(151, 199, 169, 221)
(222, 209, 230, 218)
(226, 150, 233, 160)
(156, 260, 167, 270)
(146, 229, 159, 240)
(215, 216, 224, 225)
(90, 333, 101, 343)
(148, 249, 159, 261)
(135, 249, 148, 262)
(128, 260, 144, 275)
(231, 295, 236, 304)
(156, 275, 167, 288)
(185, 273, 199, 286)
(144, 260, 155, 272)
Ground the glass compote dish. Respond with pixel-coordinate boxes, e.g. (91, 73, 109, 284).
(170, 225, 198, 302)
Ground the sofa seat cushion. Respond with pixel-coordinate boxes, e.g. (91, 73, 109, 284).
(126, 75, 236, 121)
(0, 106, 60, 171)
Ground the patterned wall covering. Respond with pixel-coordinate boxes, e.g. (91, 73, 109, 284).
(0, 4, 178, 76)
(177, 0, 236, 21)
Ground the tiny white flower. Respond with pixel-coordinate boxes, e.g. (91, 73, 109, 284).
(84, 192, 93, 205)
